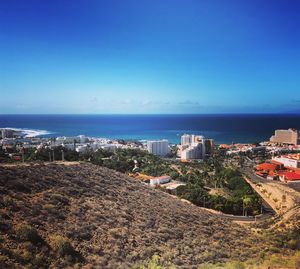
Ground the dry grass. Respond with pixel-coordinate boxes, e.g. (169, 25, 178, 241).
(0, 163, 275, 268)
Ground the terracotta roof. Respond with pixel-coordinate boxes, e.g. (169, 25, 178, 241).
(256, 171, 266, 177)
(279, 171, 300, 181)
(256, 163, 278, 171)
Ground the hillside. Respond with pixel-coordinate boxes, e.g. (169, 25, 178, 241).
(0, 162, 273, 268)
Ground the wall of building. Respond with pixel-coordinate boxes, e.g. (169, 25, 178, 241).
(273, 156, 300, 168)
(150, 176, 171, 186)
(147, 140, 169, 156)
(270, 129, 299, 145)
(180, 134, 214, 160)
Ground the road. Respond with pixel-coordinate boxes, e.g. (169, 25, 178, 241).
(240, 163, 300, 221)
(241, 167, 278, 213)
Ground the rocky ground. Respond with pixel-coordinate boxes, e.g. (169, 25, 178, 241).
(0, 162, 275, 268)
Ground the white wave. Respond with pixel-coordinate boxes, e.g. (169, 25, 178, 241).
(3, 127, 53, 138)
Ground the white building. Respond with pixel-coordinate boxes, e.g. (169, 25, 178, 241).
(56, 136, 79, 144)
(181, 134, 192, 146)
(147, 139, 169, 156)
(75, 144, 88, 152)
(0, 128, 15, 139)
(273, 154, 300, 169)
(63, 143, 76, 150)
(100, 144, 119, 152)
(270, 129, 300, 145)
(150, 176, 171, 186)
(78, 135, 89, 143)
(180, 134, 206, 160)
(181, 143, 204, 160)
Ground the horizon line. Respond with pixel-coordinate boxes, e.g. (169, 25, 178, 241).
(1, 112, 300, 116)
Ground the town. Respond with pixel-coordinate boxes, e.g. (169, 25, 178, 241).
(1, 127, 300, 186)
(1, 128, 300, 265)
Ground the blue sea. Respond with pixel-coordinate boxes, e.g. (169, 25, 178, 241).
(1, 114, 300, 144)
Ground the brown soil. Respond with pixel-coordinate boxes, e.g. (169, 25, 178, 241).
(0, 162, 272, 268)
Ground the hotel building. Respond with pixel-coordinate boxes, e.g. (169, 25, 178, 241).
(147, 139, 170, 156)
(181, 134, 192, 146)
(270, 129, 300, 145)
(180, 134, 207, 160)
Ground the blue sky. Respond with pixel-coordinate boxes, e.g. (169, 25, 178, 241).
(0, 0, 299, 114)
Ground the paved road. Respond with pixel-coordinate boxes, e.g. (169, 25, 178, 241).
(240, 164, 300, 222)
(240, 168, 277, 211)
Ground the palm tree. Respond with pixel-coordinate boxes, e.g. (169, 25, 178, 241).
(242, 196, 252, 216)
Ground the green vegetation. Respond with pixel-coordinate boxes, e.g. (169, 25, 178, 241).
(16, 146, 263, 216)
(136, 255, 176, 269)
(175, 167, 261, 215)
(87, 148, 177, 176)
(26, 146, 79, 162)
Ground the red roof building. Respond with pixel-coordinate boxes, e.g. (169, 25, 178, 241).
(279, 171, 300, 182)
(256, 163, 279, 172)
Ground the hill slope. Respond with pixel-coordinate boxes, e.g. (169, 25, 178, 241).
(0, 163, 270, 268)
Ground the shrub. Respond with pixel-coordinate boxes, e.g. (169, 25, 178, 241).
(225, 261, 246, 269)
(49, 235, 75, 257)
(2, 195, 15, 207)
(138, 255, 176, 269)
(0, 255, 8, 266)
(287, 239, 300, 250)
(31, 253, 46, 268)
(15, 224, 42, 244)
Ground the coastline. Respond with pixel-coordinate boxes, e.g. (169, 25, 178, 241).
(2, 114, 300, 144)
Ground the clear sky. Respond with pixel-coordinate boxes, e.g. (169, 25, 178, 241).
(1, 0, 299, 114)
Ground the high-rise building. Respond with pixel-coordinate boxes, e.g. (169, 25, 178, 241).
(0, 129, 14, 139)
(147, 139, 170, 156)
(204, 139, 215, 156)
(180, 134, 207, 160)
(181, 143, 204, 160)
(181, 134, 192, 146)
(270, 129, 300, 145)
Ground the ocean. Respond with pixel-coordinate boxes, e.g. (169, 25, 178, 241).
(1, 114, 300, 144)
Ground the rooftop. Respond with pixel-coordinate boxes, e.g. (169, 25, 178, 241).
(278, 171, 300, 181)
(256, 163, 279, 172)
(277, 154, 300, 161)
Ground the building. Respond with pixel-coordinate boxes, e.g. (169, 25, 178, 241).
(149, 175, 171, 186)
(255, 161, 285, 179)
(256, 162, 280, 172)
(78, 135, 89, 143)
(204, 139, 215, 156)
(270, 129, 300, 145)
(56, 136, 79, 144)
(278, 171, 300, 182)
(0, 128, 14, 139)
(181, 134, 192, 146)
(181, 143, 204, 160)
(180, 134, 207, 160)
(273, 154, 300, 169)
(147, 139, 169, 156)
(256, 162, 282, 175)
(181, 134, 208, 146)
(100, 144, 119, 152)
